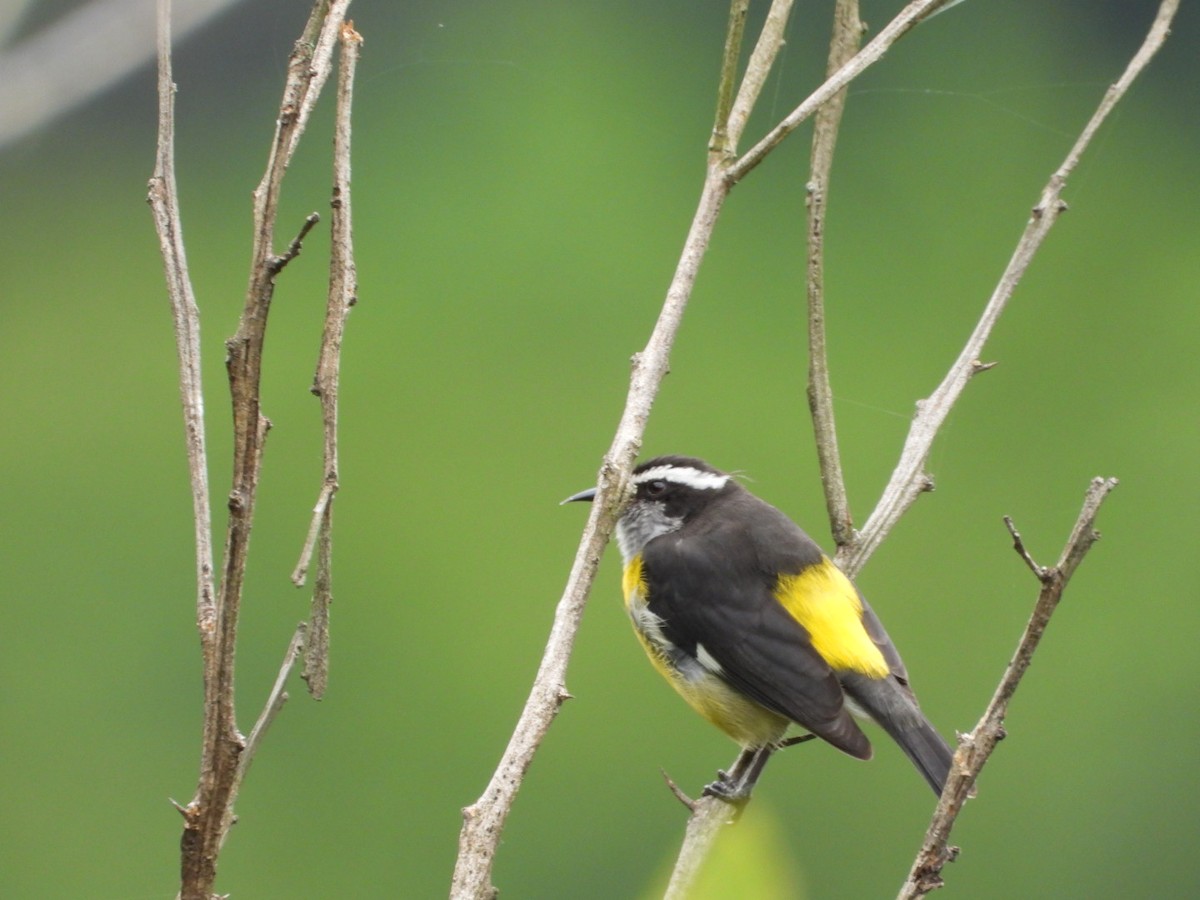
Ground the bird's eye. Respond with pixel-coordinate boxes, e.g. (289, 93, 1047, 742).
(645, 480, 668, 498)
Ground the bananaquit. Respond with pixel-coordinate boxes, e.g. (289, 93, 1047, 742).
(565, 455, 953, 798)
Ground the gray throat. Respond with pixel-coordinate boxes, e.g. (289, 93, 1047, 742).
(615, 501, 682, 563)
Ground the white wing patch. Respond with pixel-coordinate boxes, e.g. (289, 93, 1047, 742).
(628, 593, 668, 647)
(694, 643, 724, 675)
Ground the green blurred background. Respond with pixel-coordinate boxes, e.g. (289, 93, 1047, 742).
(2, 1, 1197, 897)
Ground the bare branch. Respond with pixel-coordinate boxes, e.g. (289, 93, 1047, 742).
(167, 2, 355, 896)
(898, 478, 1118, 898)
(239, 623, 308, 784)
(269, 211, 321, 275)
(1003, 515, 1045, 579)
(292, 483, 336, 587)
(664, 798, 740, 900)
(709, 1, 750, 158)
(147, 0, 217, 660)
(805, 0, 862, 550)
(724, 0, 795, 152)
(303, 503, 334, 698)
(295, 20, 362, 700)
(837, 0, 1179, 579)
(215, 623, 309, 851)
(726, 0, 955, 184)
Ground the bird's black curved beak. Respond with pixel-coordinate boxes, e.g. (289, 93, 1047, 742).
(560, 487, 597, 505)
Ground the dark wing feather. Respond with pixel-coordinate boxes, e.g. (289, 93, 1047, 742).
(858, 596, 910, 685)
(640, 505, 872, 760)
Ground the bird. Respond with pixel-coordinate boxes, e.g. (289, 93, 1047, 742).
(564, 455, 953, 799)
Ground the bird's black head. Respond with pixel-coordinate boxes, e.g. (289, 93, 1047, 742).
(616, 456, 735, 561)
(562, 456, 738, 560)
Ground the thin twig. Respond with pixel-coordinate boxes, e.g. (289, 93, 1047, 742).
(837, 0, 1179, 579)
(239, 623, 308, 783)
(805, 0, 862, 550)
(304, 503, 334, 698)
(146, 4, 226, 891)
(709, 0, 749, 159)
(147, 0, 217, 659)
(292, 19, 361, 594)
(661, 769, 697, 812)
(1003, 515, 1045, 579)
(292, 482, 336, 586)
(724, 0, 795, 152)
(269, 211, 321, 275)
(217, 622, 309, 850)
(299, 20, 361, 701)
(898, 478, 1118, 899)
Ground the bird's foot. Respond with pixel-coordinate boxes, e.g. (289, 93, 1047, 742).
(702, 770, 751, 805)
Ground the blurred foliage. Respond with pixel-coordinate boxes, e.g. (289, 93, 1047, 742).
(642, 802, 807, 900)
(1, 1, 1197, 898)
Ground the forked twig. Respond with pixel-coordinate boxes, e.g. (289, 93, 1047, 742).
(724, 0, 795, 152)
(898, 478, 1118, 898)
(150, 2, 356, 897)
(240, 623, 309, 784)
(726, 0, 954, 184)
(838, 0, 1179, 579)
(293, 482, 336, 587)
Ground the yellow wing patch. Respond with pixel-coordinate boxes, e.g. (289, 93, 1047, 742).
(776, 559, 890, 677)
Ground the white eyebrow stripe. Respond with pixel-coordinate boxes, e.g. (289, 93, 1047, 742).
(635, 465, 730, 491)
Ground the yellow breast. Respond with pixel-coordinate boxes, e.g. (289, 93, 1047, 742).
(621, 554, 788, 748)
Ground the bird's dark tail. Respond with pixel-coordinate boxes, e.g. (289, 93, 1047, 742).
(887, 715, 953, 795)
(840, 673, 953, 795)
